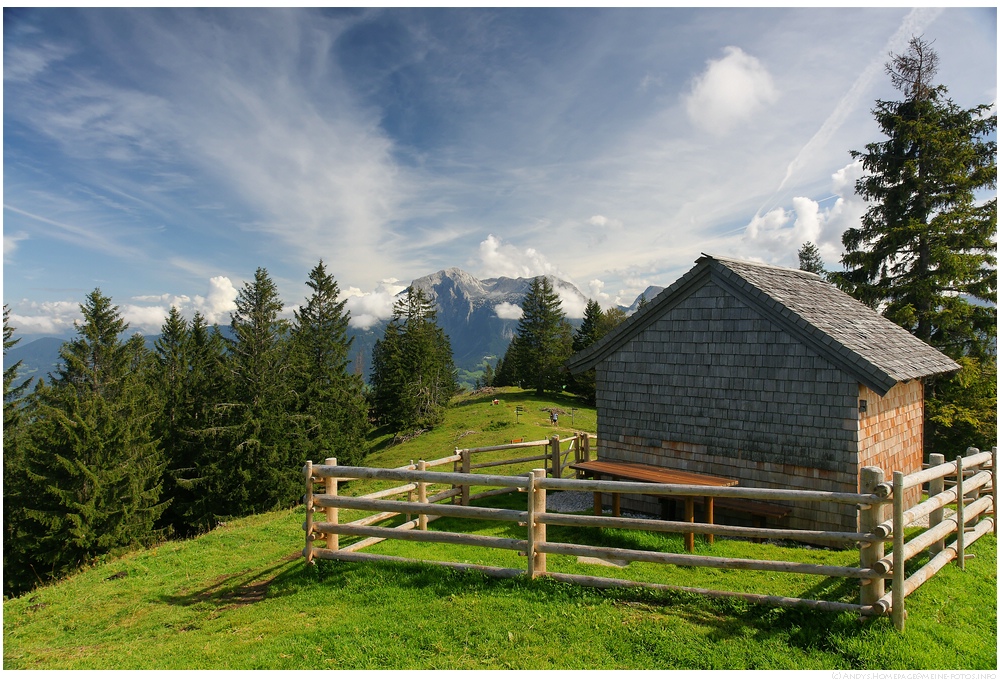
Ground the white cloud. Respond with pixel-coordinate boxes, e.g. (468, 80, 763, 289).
(7, 275, 243, 336)
(8, 299, 81, 335)
(586, 215, 623, 230)
(3, 40, 72, 83)
(588, 279, 611, 305)
(684, 46, 778, 135)
(122, 304, 170, 332)
(580, 215, 625, 248)
(4, 232, 28, 262)
(741, 161, 867, 267)
(193, 276, 239, 326)
(5, 10, 413, 289)
(477, 234, 563, 279)
(343, 278, 408, 329)
(554, 282, 588, 319)
(494, 302, 523, 320)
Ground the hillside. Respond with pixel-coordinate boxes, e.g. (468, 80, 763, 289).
(3, 388, 997, 670)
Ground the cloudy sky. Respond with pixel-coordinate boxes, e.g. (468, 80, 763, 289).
(3, 7, 996, 337)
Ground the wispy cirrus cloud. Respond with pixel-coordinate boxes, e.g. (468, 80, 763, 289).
(3, 203, 146, 260)
(5, 9, 416, 291)
(3, 7, 994, 337)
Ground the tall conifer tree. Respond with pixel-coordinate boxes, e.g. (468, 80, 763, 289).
(569, 299, 605, 403)
(370, 287, 456, 432)
(836, 36, 997, 455)
(211, 268, 296, 518)
(10, 290, 166, 591)
(837, 36, 996, 359)
(4, 306, 32, 595)
(506, 276, 572, 395)
(798, 242, 827, 276)
(289, 261, 369, 467)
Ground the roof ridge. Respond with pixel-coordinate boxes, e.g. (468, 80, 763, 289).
(700, 253, 824, 280)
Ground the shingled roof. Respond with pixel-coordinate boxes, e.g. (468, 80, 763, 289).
(567, 254, 960, 395)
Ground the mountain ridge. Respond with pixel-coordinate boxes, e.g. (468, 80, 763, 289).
(4, 269, 653, 388)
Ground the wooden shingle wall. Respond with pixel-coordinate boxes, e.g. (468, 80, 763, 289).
(858, 380, 925, 515)
(594, 281, 864, 534)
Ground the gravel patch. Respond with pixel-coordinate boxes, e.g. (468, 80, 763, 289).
(545, 491, 593, 512)
(544, 491, 658, 519)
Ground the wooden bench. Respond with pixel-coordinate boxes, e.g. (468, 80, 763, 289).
(568, 460, 739, 552)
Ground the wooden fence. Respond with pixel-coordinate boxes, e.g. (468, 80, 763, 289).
(302, 445, 995, 630)
(304, 433, 592, 554)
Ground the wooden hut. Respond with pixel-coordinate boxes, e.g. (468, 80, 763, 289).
(566, 255, 960, 533)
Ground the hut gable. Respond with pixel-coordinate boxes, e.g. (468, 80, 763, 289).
(568, 255, 959, 394)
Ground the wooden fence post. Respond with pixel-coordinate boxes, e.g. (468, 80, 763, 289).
(891, 470, 905, 632)
(928, 454, 946, 555)
(859, 466, 885, 608)
(461, 448, 471, 506)
(993, 447, 998, 537)
(304, 461, 314, 564)
(966, 447, 981, 526)
(550, 435, 562, 479)
(956, 455, 965, 570)
(325, 457, 338, 551)
(407, 459, 414, 523)
(529, 468, 547, 577)
(417, 460, 428, 531)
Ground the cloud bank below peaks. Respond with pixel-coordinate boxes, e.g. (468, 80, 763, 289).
(343, 278, 408, 329)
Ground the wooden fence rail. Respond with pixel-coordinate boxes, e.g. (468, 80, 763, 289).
(302, 445, 995, 630)
(306, 434, 592, 552)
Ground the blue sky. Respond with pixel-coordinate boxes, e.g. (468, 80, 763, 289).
(3, 7, 996, 336)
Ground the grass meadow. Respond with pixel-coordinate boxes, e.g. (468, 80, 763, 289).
(4, 388, 996, 670)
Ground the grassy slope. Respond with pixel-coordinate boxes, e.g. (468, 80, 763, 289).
(4, 388, 997, 670)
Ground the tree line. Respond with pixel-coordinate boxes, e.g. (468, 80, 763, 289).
(2, 262, 373, 596)
(1, 267, 613, 596)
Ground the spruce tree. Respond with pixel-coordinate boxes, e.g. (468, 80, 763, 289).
(836, 36, 997, 456)
(837, 36, 996, 359)
(213, 267, 296, 518)
(570, 299, 605, 404)
(152, 306, 191, 534)
(151, 307, 229, 535)
(289, 261, 369, 467)
(10, 290, 166, 591)
(798, 242, 827, 276)
(369, 287, 456, 432)
(4, 306, 32, 595)
(3, 305, 30, 489)
(175, 312, 229, 532)
(4, 304, 30, 413)
(507, 277, 573, 395)
(491, 338, 518, 388)
(598, 306, 628, 337)
(370, 318, 406, 429)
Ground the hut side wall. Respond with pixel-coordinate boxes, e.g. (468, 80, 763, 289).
(594, 280, 861, 534)
(858, 380, 925, 517)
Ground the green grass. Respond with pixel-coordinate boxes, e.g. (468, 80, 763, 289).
(4, 388, 997, 669)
